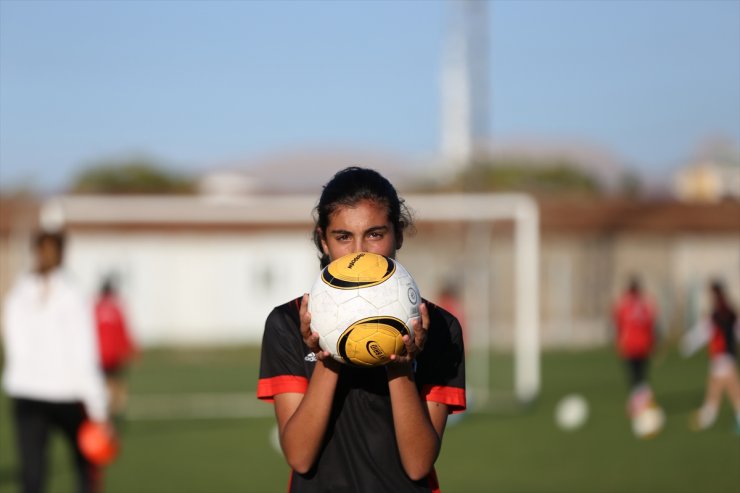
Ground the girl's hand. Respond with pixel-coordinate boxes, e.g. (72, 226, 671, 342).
(299, 293, 332, 361)
(389, 302, 429, 365)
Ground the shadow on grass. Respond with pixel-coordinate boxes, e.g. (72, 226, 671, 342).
(657, 388, 701, 416)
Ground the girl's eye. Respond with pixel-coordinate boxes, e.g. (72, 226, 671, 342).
(336, 234, 350, 241)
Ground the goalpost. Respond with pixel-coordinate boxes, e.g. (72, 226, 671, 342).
(38, 192, 539, 417)
(406, 193, 540, 410)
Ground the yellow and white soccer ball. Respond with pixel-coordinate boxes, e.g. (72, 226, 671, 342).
(308, 252, 421, 367)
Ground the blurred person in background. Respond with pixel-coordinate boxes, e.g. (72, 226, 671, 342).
(435, 280, 467, 346)
(257, 167, 466, 493)
(435, 280, 469, 426)
(682, 280, 740, 433)
(94, 275, 137, 427)
(612, 277, 659, 421)
(1, 230, 109, 493)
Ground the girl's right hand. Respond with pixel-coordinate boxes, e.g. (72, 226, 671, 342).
(299, 293, 332, 361)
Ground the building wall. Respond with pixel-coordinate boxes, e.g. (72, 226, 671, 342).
(64, 230, 319, 345)
(669, 234, 740, 329)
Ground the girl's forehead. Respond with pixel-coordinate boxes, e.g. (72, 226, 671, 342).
(331, 198, 387, 215)
(328, 199, 390, 225)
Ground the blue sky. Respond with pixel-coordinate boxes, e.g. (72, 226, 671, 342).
(1, 0, 738, 192)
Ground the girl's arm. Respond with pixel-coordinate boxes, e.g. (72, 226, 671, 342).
(387, 302, 446, 480)
(387, 363, 448, 480)
(274, 359, 339, 474)
(679, 317, 710, 357)
(273, 294, 340, 474)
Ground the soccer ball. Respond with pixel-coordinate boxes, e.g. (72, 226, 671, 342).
(77, 420, 119, 466)
(555, 394, 589, 431)
(632, 405, 665, 439)
(308, 252, 421, 367)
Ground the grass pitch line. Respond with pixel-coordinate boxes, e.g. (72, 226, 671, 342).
(126, 393, 272, 420)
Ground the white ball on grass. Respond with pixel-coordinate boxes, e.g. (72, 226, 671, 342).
(555, 394, 589, 431)
(632, 405, 665, 439)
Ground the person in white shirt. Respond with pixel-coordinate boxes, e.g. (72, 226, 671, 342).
(2, 230, 109, 493)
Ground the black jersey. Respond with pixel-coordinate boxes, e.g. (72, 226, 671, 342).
(710, 305, 737, 359)
(258, 297, 466, 493)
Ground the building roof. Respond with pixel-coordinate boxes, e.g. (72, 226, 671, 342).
(539, 197, 740, 234)
(0, 195, 39, 236)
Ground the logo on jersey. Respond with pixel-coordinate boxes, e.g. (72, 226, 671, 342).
(304, 353, 317, 362)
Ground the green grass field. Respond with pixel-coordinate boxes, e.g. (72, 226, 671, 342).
(1, 346, 738, 493)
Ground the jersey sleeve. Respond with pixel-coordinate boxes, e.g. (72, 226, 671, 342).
(257, 300, 309, 402)
(416, 303, 467, 414)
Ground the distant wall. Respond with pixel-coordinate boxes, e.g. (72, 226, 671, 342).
(65, 230, 319, 346)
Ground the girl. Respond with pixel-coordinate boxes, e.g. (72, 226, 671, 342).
(689, 280, 740, 433)
(258, 167, 466, 492)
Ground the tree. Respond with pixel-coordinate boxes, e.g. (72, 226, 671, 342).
(448, 157, 601, 195)
(69, 158, 196, 194)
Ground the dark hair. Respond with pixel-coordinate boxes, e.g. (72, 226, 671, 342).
(100, 275, 117, 296)
(33, 230, 66, 256)
(627, 276, 641, 295)
(312, 167, 413, 268)
(710, 279, 724, 295)
(709, 279, 730, 311)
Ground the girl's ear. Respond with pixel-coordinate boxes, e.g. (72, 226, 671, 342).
(318, 228, 330, 255)
(395, 231, 404, 250)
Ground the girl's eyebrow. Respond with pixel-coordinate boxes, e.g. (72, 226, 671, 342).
(329, 225, 389, 235)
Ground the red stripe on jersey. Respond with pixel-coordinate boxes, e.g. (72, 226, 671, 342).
(421, 384, 466, 414)
(257, 376, 309, 402)
(709, 325, 728, 356)
(427, 467, 441, 493)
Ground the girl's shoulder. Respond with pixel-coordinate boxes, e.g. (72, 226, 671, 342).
(422, 298, 464, 349)
(265, 296, 303, 334)
(424, 299, 461, 329)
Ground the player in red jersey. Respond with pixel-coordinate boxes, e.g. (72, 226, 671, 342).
(436, 281, 467, 348)
(612, 277, 659, 419)
(687, 280, 740, 433)
(258, 167, 465, 492)
(94, 276, 137, 425)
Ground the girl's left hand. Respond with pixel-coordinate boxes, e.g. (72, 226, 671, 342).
(390, 302, 429, 364)
(299, 293, 332, 361)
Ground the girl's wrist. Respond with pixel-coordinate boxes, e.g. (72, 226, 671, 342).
(320, 356, 341, 373)
(386, 362, 413, 380)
